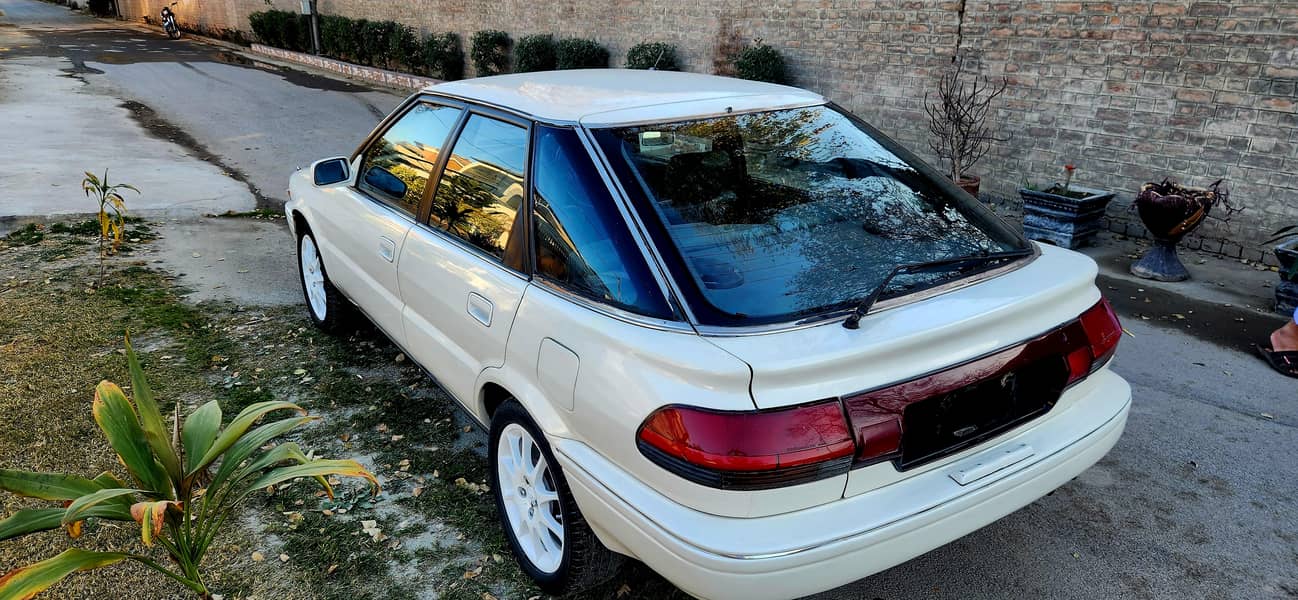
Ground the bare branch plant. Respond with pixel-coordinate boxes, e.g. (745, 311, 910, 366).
(925, 59, 1009, 184)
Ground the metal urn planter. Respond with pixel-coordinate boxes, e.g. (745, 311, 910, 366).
(1019, 185, 1116, 249)
(1276, 241, 1298, 315)
(1130, 179, 1228, 282)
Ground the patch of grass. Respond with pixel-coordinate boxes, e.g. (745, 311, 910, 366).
(215, 208, 285, 220)
(3, 223, 45, 246)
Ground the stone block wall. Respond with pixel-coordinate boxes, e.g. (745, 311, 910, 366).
(112, 0, 1298, 262)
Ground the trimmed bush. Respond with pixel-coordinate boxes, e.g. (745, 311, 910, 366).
(556, 38, 608, 70)
(513, 34, 557, 73)
(319, 14, 351, 58)
(388, 23, 420, 70)
(422, 32, 464, 81)
(735, 42, 788, 85)
(625, 42, 680, 70)
(361, 20, 397, 68)
(86, 0, 112, 16)
(248, 10, 310, 53)
(470, 30, 511, 76)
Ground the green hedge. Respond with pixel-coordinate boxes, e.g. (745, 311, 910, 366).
(556, 38, 608, 69)
(735, 42, 788, 85)
(625, 42, 679, 71)
(513, 34, 556, 73)
(249, 11, 463, 80)
(470, 30, 511, 76)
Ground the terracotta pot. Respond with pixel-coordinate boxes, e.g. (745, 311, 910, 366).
(957, 174, 980, 197)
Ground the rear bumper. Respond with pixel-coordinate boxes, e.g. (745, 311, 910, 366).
(554, 370, 1131, 600)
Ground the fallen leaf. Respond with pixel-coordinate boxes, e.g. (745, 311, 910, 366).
(279, 553, 290, 563)
(326, 564, 339, 576)
(251, 551, 265, 562)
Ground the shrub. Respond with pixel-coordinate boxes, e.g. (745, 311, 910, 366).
(387, 23, 420, 70)
(361, 20, 398, 68)
(555, 37, 609, 70)
(470, 30, 511, 76)
(625, 41, 680, 70)
(735, 41, 788, 85)
(248, 10, 309, 53)
(513, 34, 557, 73)
(422, 32, 464, 81)
(86, 0, 111, 16)
(319, 14, 352, 58)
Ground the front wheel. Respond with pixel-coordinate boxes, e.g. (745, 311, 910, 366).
(297, 229, 351, 332)
(489, 402, 620, 595)
(165, 23, 180, 39)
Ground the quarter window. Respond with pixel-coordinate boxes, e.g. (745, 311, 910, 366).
(431, 114, 529, 269)
(359, 103, 463, 214)
(531, 126, 674, 319)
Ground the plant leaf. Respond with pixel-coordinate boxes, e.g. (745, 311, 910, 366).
(61, 488, 138, 525)
(124, 339, 183, 489)
(92, 382, 172, 496)
(228, 442, 333, 498)
(207, 417, 318, 492)
(129, 501, 180, 547)
(0, 470, 128, 505)
(181, 401, 222, 473)
(248, 460, 379, 500)
(0, 548, 129, 599)
(189, 401, 306, 476)
(0, 504, 133, 542)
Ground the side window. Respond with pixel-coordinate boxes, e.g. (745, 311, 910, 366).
(359, 103, 463, 215)
(431, 114, 529, 269)
(531, 126, 674, 319)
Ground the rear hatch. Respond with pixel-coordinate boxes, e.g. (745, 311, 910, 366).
(703, 244, 1102, 485)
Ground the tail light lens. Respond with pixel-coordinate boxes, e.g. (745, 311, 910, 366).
(636, 401, 854, 490)
(1067, 298, 1122, 384)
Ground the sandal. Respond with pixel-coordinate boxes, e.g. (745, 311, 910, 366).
(1256, 344, 1298, 379)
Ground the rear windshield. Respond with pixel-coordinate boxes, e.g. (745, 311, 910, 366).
(592, 104, 1027, 327)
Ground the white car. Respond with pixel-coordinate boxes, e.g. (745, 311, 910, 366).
(285, 70, 1130, 600)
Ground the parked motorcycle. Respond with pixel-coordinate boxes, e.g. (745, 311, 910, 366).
(160, 2, 180, 39)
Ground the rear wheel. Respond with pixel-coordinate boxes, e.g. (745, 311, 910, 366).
(489, 401, 620, 595)
(297, 228, 351, 332)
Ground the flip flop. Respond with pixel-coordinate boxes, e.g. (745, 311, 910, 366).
(1255, 344, 1298, 379)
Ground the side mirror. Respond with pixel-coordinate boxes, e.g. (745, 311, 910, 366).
(363, 166, 408, 199)
(313, 157, 350, 186)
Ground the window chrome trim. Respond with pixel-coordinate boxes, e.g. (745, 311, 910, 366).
(580, 98, 826, 129)
(691, 244, 1041, 337)
(529, 278, 696, 333)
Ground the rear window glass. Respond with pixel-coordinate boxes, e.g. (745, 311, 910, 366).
(592, 104, 1026, 327)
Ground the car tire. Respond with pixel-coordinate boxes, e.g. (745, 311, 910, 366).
(489, 401, 621, 595)
(296, 227, 352, 332)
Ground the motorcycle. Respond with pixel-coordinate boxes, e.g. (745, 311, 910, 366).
(160, 3, 180, 39)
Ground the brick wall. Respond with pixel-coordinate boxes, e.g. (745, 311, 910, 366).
(114, 0, 1298, 262)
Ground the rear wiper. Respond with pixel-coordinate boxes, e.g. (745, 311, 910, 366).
(842, 247, 1034, 330)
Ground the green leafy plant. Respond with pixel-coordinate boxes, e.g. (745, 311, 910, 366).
(513, 34, 557, 73)
(734, 39, 788, 84)
(421, 32, 464, 80)
(82, 169, 137, 285)
(625, 41, 680, 70)
(470, 30, 511, 76)
(360, 20, 397, 69)
(387, 23, 420, 71)
(318, 14, 352, 59)
(556, 37, 609, 69)
(0, 339, 379, 599)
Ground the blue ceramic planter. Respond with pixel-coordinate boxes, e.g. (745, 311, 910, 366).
(1019, 185, 1115, 249)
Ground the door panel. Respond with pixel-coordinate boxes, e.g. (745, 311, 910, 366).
(398, 112, 532, 405)
(310, 176, 412, 344)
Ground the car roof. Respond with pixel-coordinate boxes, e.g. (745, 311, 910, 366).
(424, 70, 826, 125)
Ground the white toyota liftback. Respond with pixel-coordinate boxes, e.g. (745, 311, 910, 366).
(285, 70, 1131, 600)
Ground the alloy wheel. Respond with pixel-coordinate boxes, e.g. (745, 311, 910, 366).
(496, 423, 565, 574)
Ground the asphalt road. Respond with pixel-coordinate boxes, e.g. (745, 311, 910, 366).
(1, 2, 1295, 598)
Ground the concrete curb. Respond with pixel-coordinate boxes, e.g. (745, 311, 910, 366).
(249, 44, 439, 92)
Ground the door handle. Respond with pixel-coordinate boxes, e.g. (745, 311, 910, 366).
(378, 237, 396, 262)
(467, 292, 493, 327)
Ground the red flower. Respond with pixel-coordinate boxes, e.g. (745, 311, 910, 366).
(1064, 164, 1076, 172)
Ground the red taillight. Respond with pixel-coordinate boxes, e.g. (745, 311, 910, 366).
(636, 401, 855, 490)
(1068, 298, 1122, 383)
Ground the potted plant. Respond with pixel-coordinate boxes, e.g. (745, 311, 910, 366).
(1129, 178, 1237, 282)
(924, 58, 1007, 196)
(1268, 225, 1298, 314)
(1019, 164, 1116, 249)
